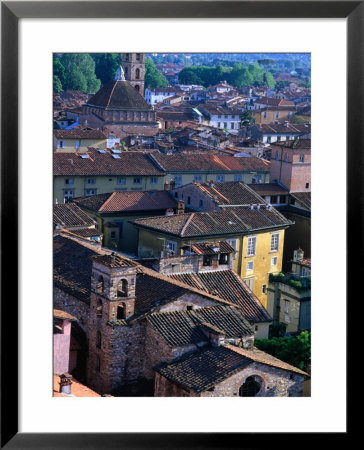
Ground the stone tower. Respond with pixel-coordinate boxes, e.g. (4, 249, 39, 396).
(86, 252, 138, 394)
(122, 53, 146, 96)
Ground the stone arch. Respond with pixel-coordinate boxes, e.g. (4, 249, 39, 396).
(96, 298, 103, 318)
(239, 375, 264, 397)
(97, 275, 104, 294)
(117, 279, 128, 297)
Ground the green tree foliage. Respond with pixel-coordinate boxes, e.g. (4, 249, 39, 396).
(54, 54, 101, 94)
(53, 75, 63, 93)
(145, 57, 168, 88)
(179, 62, 275, 89)
(92, 53, 122, 85)
(240, 110, 253, 127)
(258, 58, 277, 66)
(290, 115, 310, 124)
(254, 331, 311, 372)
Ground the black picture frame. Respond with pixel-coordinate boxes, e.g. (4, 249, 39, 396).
(1, 1, 357, 448)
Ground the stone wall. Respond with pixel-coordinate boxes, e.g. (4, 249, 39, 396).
(53, 287, 90, 336)
(158, 292, 219, 313)
(154, 361, 305, 397)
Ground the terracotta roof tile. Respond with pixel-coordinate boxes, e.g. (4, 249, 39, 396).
(53, 148, 165, 176)
(194, 181, 267, 206)
(53, 203, 96, 228)
(131, 206, 292, 238)
(73, 191, 177, 213)
(86, 80, 152, 110)
(150, 153, 269, 173)
(54, 129, 107, 140)
(148, 305, 253, 348)
(168, 270, 271, 323)
(53, 309, 77, 321)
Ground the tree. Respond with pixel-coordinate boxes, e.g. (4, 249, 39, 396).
(145, 57, 168, 88)
(254, 331, 311, 372)
(92, 53, 122, 85)
(240, 110, 253, 127)
(53, 75, 63, 93)
(60, 53, 101, 93)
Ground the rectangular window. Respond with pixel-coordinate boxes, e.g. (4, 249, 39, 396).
(299, 154, 304, 163)
(263, 111, 267, 118)
(174, 176, 182, 187)
(270, 195, 278, 204)
(57, 140, 65, 149)
(271, 256, 278, 266)
(217, 122, 221, 128)
(199, 199, 204, 208)
(224, 122, 228, 128)
(194, 175, 202, 182)
(133, 177, 141, 185)
(284, 300, 289, 313)
(270, 233, 280, 252)
(187, 196, 191, 205)
(227, 239, 237, 260)
(75, 140, 80, 150)
(167, 240, 177, 254)
(305, 182, 310, 189)
(231, 123, 234, 129)
(247, 261, 254, 271)
(234, 175, 242, 182)
(85, 189, 97, 196)
(279, 195, 286, 204)
(216, 175, 224, 182)
(110, 231, 117, 240)
(150, 177, 158, 184)
(247, 236, 256, 256)
(65, 178, 74, 185)
(262, 284, 267, 294)
(87, 178, 96, 185)
(117, 177, 126, 185)
(63, 190, 74, 203)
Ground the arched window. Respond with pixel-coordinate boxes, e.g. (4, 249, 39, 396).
(136, 68, 140, 79)
(124, 66, 128, 77)
(97, 275, 104, 294)
(136, 53, 141, 61)
(117, 305, 125, 320)
(96, 331, 101, 349)
(135, 85, 140, 92)
(117, 279, 128, 297)
(96, 355, 101, 372)
(239, 376, 262, 397)
(96, 299, 103, 318)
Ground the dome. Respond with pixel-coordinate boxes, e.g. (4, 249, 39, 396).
(86, 80, 151, 111)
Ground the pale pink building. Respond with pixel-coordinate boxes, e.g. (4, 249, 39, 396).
(269, 139, 311, 192)
(53, 309, 77, 375)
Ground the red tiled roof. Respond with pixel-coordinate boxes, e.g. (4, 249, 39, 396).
(86, 80, 151, 111)
(150, 153, 269, 173)
(169, 270, 271, 324)
(256, 124, 311, 134)
(53, 148, 165, 176)
(53, 203, 96, 228)
(248, 183, 289, 196)
(53, 129, 107, 140)
(73, 190, 177, 213)
(53, 375, 101, 397)
(131, 206, 292, 238)
(194, 181, 267, 206)
(255, 98, 295, 107)
(53, 309, 77, 321)
(190, 241, 235, 255)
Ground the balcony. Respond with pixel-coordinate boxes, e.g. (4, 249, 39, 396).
(269, 272, 311, 291)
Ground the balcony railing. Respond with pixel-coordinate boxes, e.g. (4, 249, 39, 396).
(269, 272, 311, 291)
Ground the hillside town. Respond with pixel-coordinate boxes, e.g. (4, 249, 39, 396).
(53, 53, 311, 397)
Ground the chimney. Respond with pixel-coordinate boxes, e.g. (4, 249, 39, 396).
(199, 322, 226, 347)
(177, 200, 185, 214)
(164, 181, 170, 191)
(59, 373, 73, 395)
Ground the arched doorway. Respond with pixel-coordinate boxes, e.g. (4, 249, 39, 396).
(239, 376, 263, 397)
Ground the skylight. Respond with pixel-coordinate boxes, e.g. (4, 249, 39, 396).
(79, 154, 90, 159)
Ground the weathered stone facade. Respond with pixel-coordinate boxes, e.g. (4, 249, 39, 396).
(155, 362, 304, 397)
(53, 287, 90, 336)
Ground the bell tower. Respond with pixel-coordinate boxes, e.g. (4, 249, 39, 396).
(87, 252, 137, 394)
(121, 53, 146, 96)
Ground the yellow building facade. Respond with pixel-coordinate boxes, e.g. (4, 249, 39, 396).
(135, 226, 286, 308)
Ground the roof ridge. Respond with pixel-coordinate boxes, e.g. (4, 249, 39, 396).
(98, 192, 116, 212)
(225, 344, 308, 376)
(180, 213, 195, 237)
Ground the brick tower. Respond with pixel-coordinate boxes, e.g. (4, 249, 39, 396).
(122, 53, 146, 96)
(86, 252, 137, 394)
